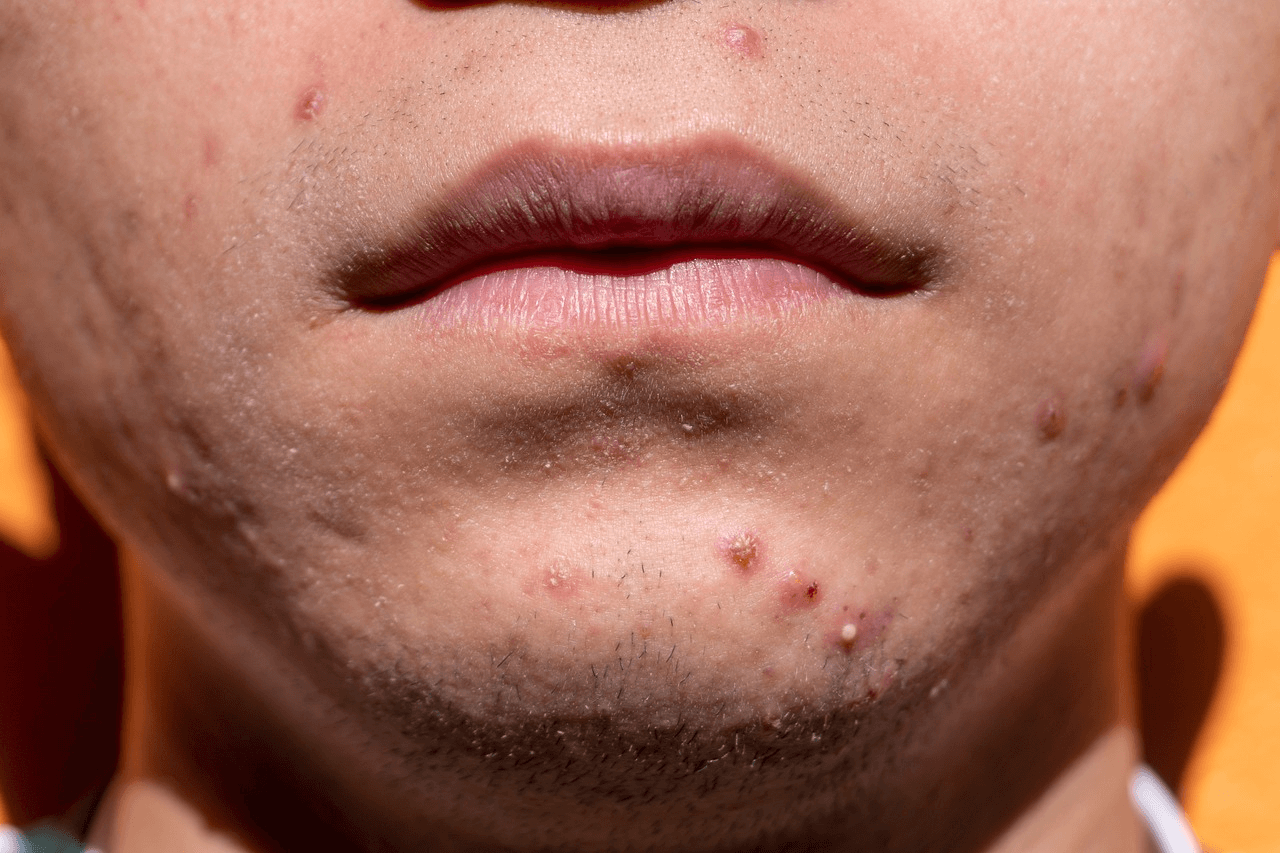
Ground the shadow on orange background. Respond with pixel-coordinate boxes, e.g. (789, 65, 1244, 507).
(0, 256, 1278, 850)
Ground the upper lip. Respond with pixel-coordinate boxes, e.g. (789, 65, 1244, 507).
(330, 135, 945, 308)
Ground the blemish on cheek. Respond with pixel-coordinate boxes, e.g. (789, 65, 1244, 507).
(721, 530, 762, 572)
(1034, 396, 1066, 441)
(839, 622, 858, 648)
(182, 193, 199, 222)
(295, 86, 327, 122)
(1132, 337, 1167, 403)
(721, 23, 765, 59)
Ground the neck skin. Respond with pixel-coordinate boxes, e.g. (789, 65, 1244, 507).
(87, 547, 1148, 853)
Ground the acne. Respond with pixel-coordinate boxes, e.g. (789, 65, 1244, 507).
(721, 530, 762, 572)
(720, 23, 765, 60)
(776, 570, 822, 611)
(1132, 337, 1167, 403)
(1034, 397, 1066, 441)
(528, 560, 581, 600)
(295, 85, 327, 122)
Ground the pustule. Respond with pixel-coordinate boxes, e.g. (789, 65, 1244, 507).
(721, 530, 763, 572)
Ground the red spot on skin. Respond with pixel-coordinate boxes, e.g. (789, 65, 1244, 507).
(1133, 336, 1168, 403)
(295, 86, 327, 122)
(854, 608, 894, 645)
(182, 194, 199, 222)
(1034, 396, 1066, 440)
(525, 560, 581, 600)
(721, 23, 765, 59)
(202, 133, 222, 168)
(776, 570, 822, 611)
(721, 531, 762, 572)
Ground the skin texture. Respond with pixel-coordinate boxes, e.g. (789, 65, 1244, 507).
(0, 1, 1278, 851)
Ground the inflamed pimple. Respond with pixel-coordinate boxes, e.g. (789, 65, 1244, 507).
(1132, 337, 1168, 403)
(722, 531, 762, 571)
(721, 23, 765, 59)
(295, 86, 327, 122)
(776, 570, 822, 610)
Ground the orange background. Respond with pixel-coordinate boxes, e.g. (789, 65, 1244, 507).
(0, 255, 1278, 848)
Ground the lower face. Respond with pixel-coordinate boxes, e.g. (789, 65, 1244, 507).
(0, 0, 1277, 849)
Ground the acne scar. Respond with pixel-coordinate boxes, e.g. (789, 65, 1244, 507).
(1034, 397, 1066, 441)
(721, 23, 765, 59)
(721, 530, 762, 572)
(295, 86, 327, 122)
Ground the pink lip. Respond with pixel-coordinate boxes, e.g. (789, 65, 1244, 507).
(330, 135, 944, 327)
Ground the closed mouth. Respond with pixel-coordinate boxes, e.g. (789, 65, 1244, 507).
(328, 134, 947, 313)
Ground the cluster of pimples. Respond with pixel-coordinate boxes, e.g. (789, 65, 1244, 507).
(719, 530, 865, 655)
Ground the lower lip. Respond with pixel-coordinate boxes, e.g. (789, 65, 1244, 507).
(411, 257, 845, 330)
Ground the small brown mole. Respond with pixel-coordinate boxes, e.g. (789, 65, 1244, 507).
(295, 86, 327, 122)
(721, 23, 765, 60)
(1034, 397, 1066, 441)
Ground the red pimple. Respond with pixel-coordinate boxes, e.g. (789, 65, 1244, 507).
(776, 570, 822, 610)
(1133, 337, 1168, 403)
(295, 86, 327, 122)
(721, 23, 765, 59)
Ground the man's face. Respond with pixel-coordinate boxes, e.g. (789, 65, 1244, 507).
(1, 1, 1278, 849)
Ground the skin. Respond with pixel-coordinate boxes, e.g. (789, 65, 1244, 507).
(0, 1, 1278, 851)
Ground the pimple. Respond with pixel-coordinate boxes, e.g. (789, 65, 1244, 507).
(839, 622, 858, 648)
(776, 569, 822, 610)
(530, 559, 580, 599)
(1034, 396, 1066, 441)
(295, 85, 327, 122)
(721, 530, 762, 572)
(1132, 337, 1167, 403)
(721, 23, 765, 59)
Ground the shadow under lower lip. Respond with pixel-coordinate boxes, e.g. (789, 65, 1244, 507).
(411, 256, 843, 329)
